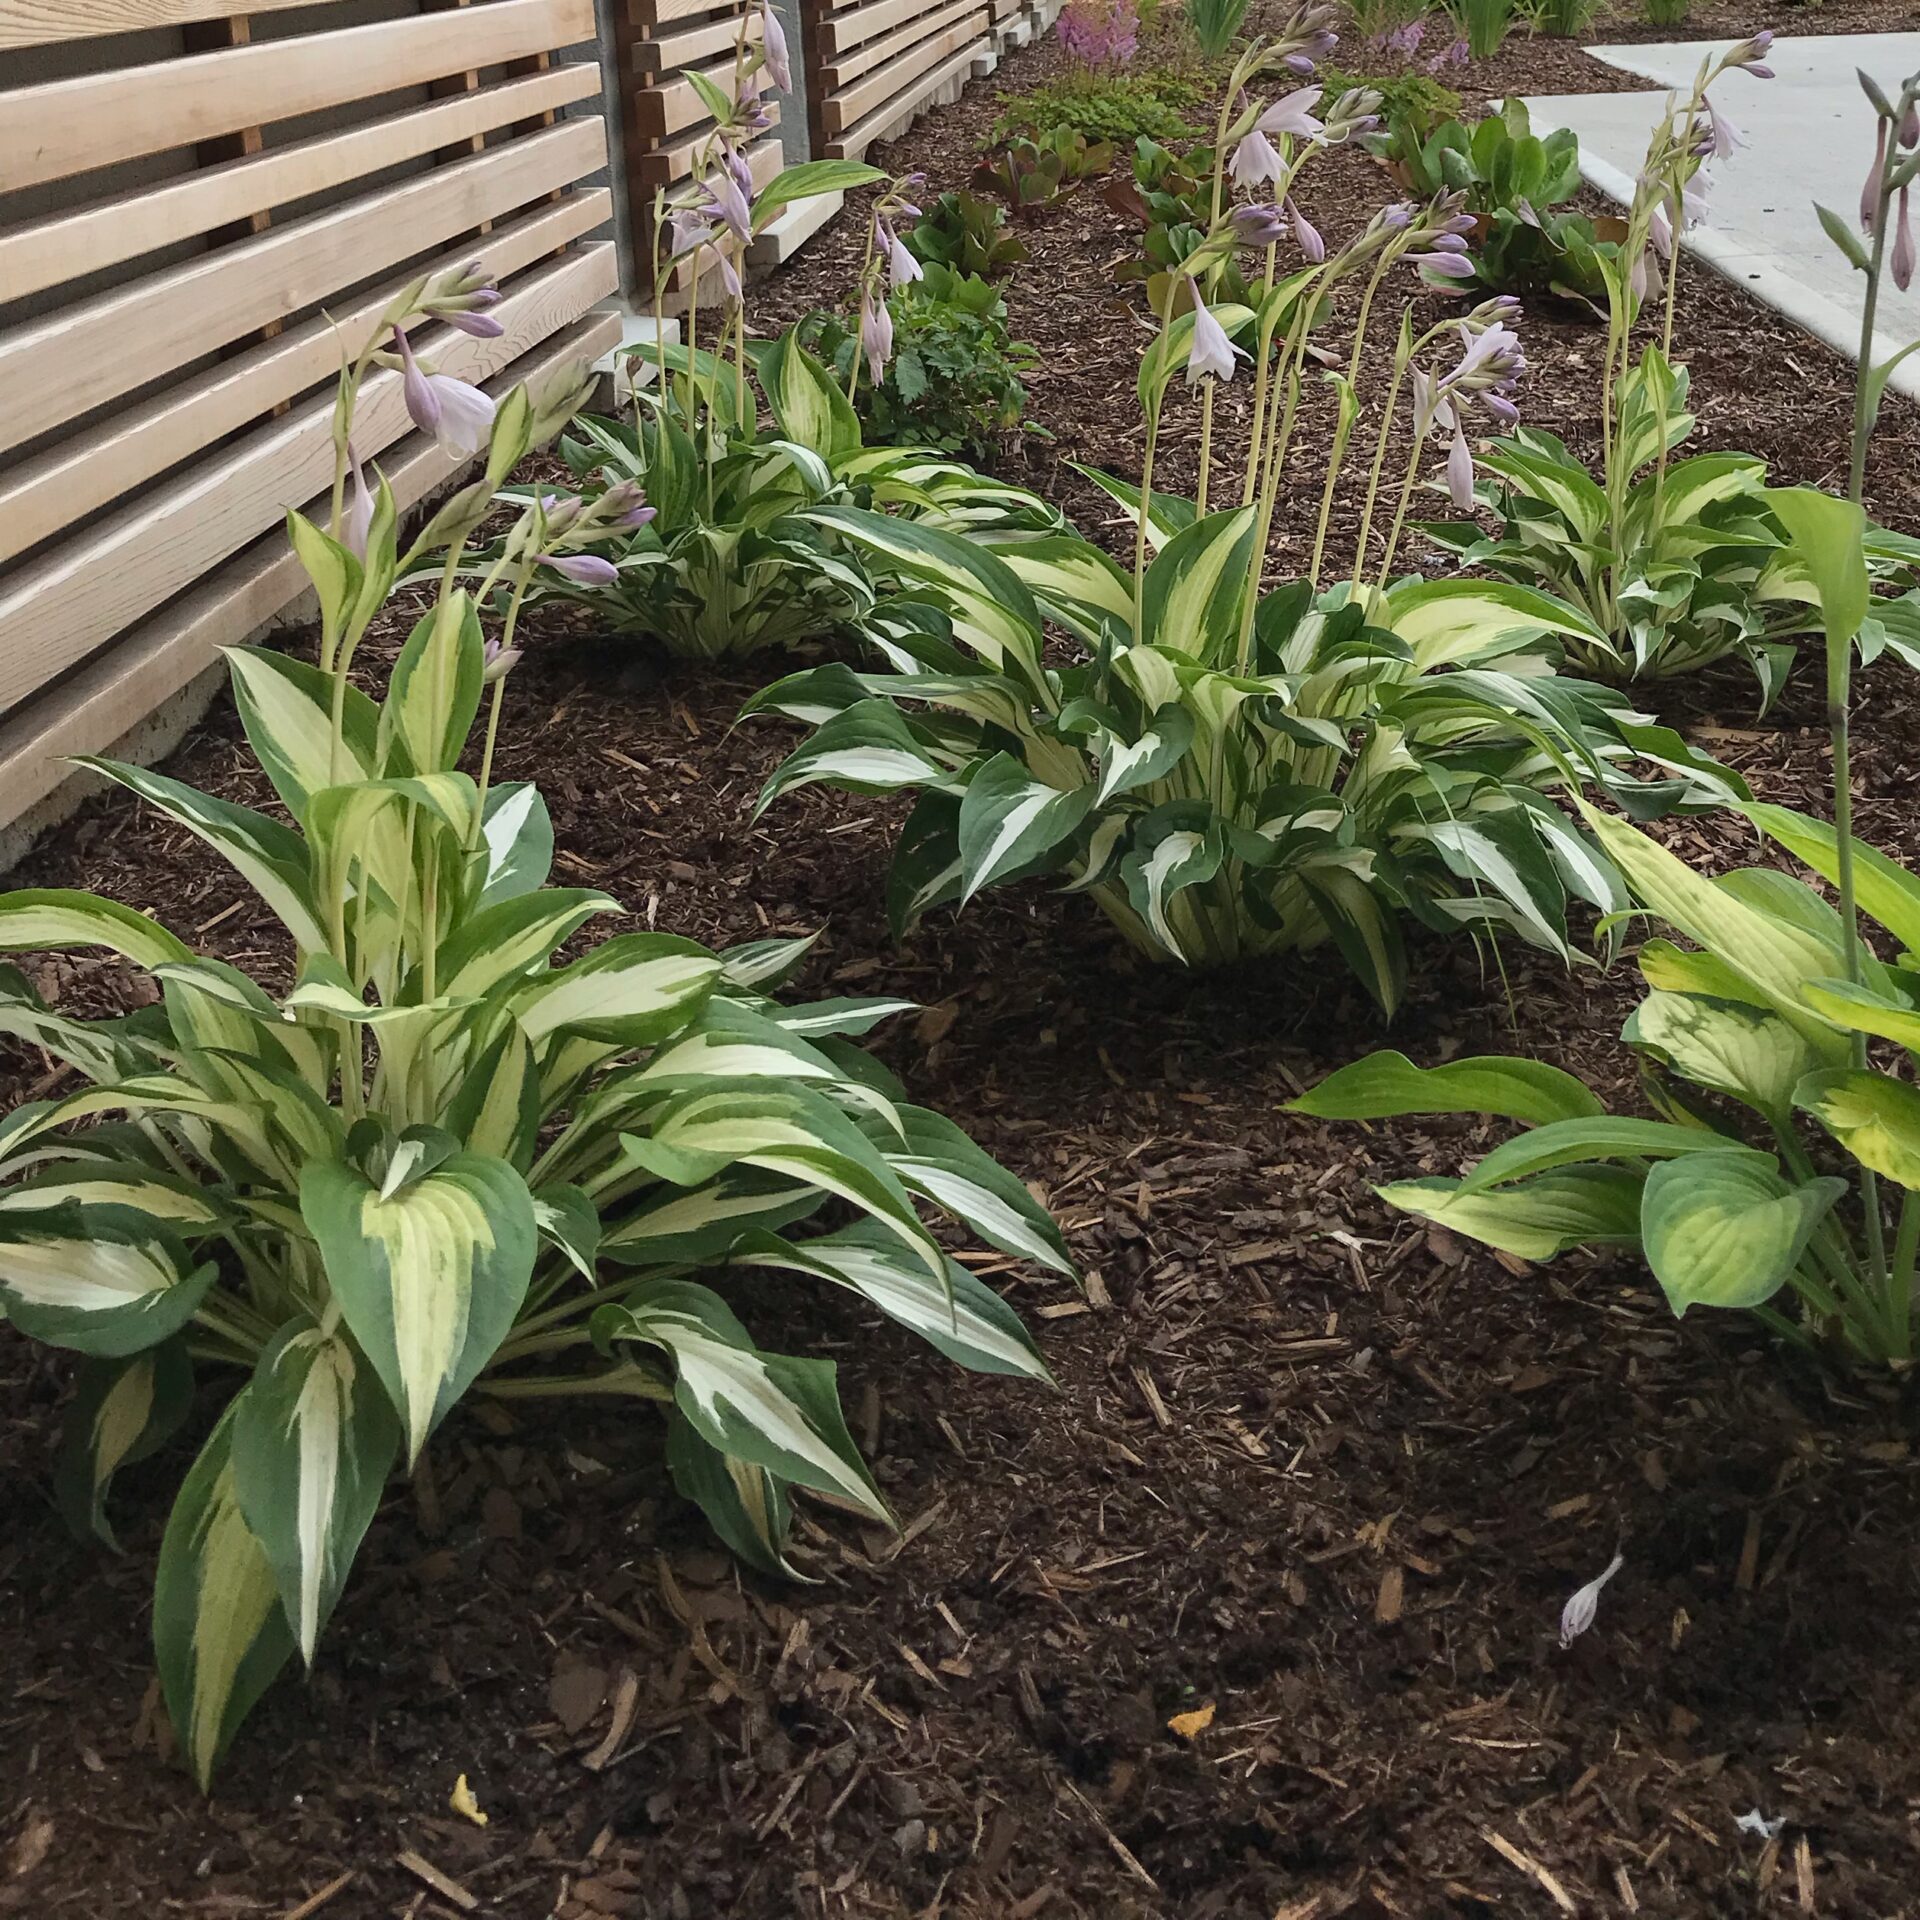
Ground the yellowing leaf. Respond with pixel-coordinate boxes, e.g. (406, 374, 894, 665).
(449, 1773, 488, 1827)
(1167, 1701, 1215, 1739)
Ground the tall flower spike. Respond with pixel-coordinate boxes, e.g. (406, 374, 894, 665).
(1183, 281, 1244, 386)
(761, 0, 792, 92)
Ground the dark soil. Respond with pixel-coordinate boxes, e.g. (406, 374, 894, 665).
(6, 7, 1920, 1919)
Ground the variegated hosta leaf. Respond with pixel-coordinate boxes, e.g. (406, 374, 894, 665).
(1380, 579, 1610, 669)
(224, 645, 379, 819)
(755, 699, 951, 808)
(232, 1318, 400, 1661)
(0, 1166, 225, 1230)
(153, 1406, 297, 1789)
(596, 1281, 888, 1521)
(0, 888, 191, 971)
(55, 1340, 194, 1547)
(300, 1150, 537, 1465)
(956, 755, 1094, 904)
(0, 1208, 216, 1356)
(1301, 868, 1407, 1019)
(477, 780, 556, 909)
(716, 931, 821, 992)
(1140, 508, 1257, 663)
(532, 1182, 601, 1280)
(1641, 1150, 1846, 1315)
(600, 1166, 826, 1265)
(735, 1224, 1049, 1379)
(633, 1088, 948, 1281)
(665, 1412, 801, 1578)
(512, 933, 721, 1046)
(1094, 704, 1194, 805)
(74, 761, 330, 955)
(1120, 823, 1222, 962)
(436, 887, 622, 1000)
(381, 590, 484, 777)
(886, 1105, 1074, 1277)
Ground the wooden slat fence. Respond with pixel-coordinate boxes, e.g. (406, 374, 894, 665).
(0, 0, 620, 835)
(801, 0, 990, 160)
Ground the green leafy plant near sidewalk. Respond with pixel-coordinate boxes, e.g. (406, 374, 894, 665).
(1421, 43, 1920, 702)
(746, 19, 1738, 1017)
(1293, 61, 1920, 1371)
(991, 69, 1206, 149)
(1377, 99, 1622, 306)
(907, 190, 1029, 280)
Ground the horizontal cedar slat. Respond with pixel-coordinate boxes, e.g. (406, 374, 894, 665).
(0, 116, 606, 455)
(809, 0, 936, 57)
(0, 0, 595, 191)
(0, 0, 344, 49)
(624, 0, 741, 26)
(0, 190, 611, 567)
(817, 0, 981, 88)
(0, 310, 623, 829)
(0, 243, 619, 721)
(0, 62, 599, 306)
(630, 9, 762, 73)
(821, 35, 979, 156)
(820, 8, 984, 134)
(634, 51, 761, 140)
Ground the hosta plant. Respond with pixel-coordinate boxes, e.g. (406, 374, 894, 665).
(745, 29, 1738, 1016)
(0, 289, 1069, 1787)
(1292, 83, 1920, 1366)
(906, 190, 1029, 280)
(1417, 36, 1920, 702)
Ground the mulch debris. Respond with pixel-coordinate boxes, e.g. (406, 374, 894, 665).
(5, 5, 1920, 1915)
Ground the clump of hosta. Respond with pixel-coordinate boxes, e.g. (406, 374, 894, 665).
(746, 16, 1739, 1017)
(489, 31, 1054, 661)
(1420, 35, 1920, 704)
(0, 282, 1071, 1787)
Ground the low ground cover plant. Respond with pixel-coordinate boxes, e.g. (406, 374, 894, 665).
(991, 70, 1207, 149)
(747, 16, 1738, 1016)
(907, 189, 1028, 278)
(975, 128, 1118, 213)
(1295, 64, 1920, 1371)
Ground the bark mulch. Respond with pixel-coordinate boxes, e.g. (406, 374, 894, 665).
(5, 7, 1920, 1918)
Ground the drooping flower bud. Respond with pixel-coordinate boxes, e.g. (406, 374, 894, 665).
(1446, 424, 1475, 511)
(761, 0, 792, 91)
(1895, 185, 1915, 290)
(481, 638, 523, 684)
(543, 552, 619, 588)
(342, 442, 373, 560)
(443, 308, 505, 340)
(1229, 202, 1289, 248)
(703, 156, 753, 243)
(1558, 1552, 1624, 1649)
(1286, 197, 1325, 264)
(1863, 120, 1889, 231)
(859, 288, 894, 384)
(1903, 101, 1920, 149)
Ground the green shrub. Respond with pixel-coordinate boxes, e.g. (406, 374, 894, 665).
(991, 68, 1205, 148)
(1641, 0, 1691, 24)
(1181, 0, 1252, 57)
(1447, 0, 1515, 56)
(907, 190, 1028, 279)
(1314, 62, 1461, 144)
(800, 265, 1039, 460)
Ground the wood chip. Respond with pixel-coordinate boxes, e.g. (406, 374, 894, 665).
(1374, 1564, 1405, 1625)
(281, 1872, 355, 1920)
(580, 1666, 640, 1772)
(1061, 1779, 1159, 1892)
(394, 1851, 478, 1913)
(1481, 1828, 1576, 1913)
(1132, 1365, 1172, 1430)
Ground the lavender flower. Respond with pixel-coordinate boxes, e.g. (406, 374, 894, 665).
(880, 218, 923, 287)
(735, 66, 773, 136)
(1864, 120, 1890, 230)
(1446, 425, 1475, 510)
(1407, 248, 1476, 278)
(1229, 128, 1287, 189)
(393, 326, 496, 456)
(1728, 28, 1773, 76)
(482, 637, 523, 683)
(1184, 281, 1245, 385)
(1649, 204, 1673, 260)
(761, 0, 792, 90)
(342, 443, 373, 559)
(543, 552, 619, 588)
(703, 157, 753, 243)
(668, 206, 717, 258)
(1896, 186, 1915, 290)
(1286, 197, 1325, 264)
(1230, 203, 1289, 248)
(1258, 86, 1325, 142)
(859, 288, 894, 383)
(1558, 1552, 1625, 1649)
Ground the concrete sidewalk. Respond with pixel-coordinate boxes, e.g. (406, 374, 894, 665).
(1524, 32, 1920, 396)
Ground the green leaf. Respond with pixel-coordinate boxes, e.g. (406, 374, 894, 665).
(1641, 1150, 1845, 1315)
(600, 1281, 889, 1519)
(383, 590, 484, 778)
(757, 327, 862, 462)
(1799, 975, 1920, 1052)
(665, 1413, 800, 1578)
(752, 160, 887, 233)
(1457, 1115, 1736, 1196)
(232, 1318, 399, 1662)
(285, 509, 361, 642)
(755, 699, 950, 809)
(54, 1340, 194, 1549)
(1763, 486, 1869, 652)
(437, 888, 620, 1000)
(512, 933, 720, 1046)
(0, 1208, 216, 1357)
(225, 646, 379, 818)
(1289, 1050, 1606, 1125)
(477, 781, 556, 908)
(1140, 507, 1256, 660)
(1623, 989, 1818, 1120)
(956, 754, 1094, 903)
(681, 65, 737, 128)
(1795, 1068, 1920, 1187)
(736, 1222, 1051, 1378)
(153, 1405, 297, 1789)
(301, 1151, 537, 1465)
(0, 888, 190, 972)
(888, 1104, 1075, 1276)
(1744, 801, 1920, 959)
(1377, 1167, 1646, 1260)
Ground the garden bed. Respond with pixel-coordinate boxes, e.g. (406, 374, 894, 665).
(6, 6, 1920, 1918)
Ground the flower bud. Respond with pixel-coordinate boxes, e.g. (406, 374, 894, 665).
(1558, 1552, 1624, 1649)
(1896, 186, 1915, 290)
(543, 552, 618, 588)
(481, 639, 523, 684)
